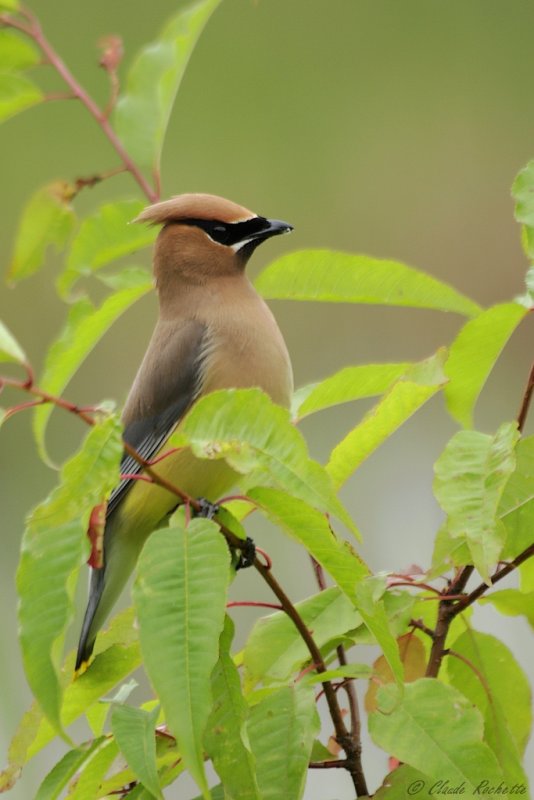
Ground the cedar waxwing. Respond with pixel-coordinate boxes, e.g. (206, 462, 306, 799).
(75, 193, 293, 670)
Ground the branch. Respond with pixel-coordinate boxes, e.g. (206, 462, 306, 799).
(425, 566, 473, 678)
(3, 8, 157, 202)
(451, 543, 534, 617)
(309, 556, 368, 795)
(517, 360, 534, 433)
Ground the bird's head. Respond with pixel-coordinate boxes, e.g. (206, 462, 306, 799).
(134, 193, 293, 286)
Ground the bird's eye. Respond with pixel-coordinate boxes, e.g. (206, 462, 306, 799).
(213, 225, 227, 233)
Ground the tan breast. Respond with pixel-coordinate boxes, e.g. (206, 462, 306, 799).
(200, 287, 293, 407)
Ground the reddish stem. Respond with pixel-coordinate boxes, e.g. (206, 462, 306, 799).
(147, 447, 183, 466)
(255, 547, 273, 570)
(226, 600, 283, 611)
(4, 398, 46, 418)
(6, 9, 157, 203)
(119, 473, 154, 484)
(387, 579, 441, 595)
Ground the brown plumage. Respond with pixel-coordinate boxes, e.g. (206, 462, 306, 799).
(76, 193, 293, 670)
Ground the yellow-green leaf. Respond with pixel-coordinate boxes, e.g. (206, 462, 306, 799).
(33, 279, 151, 465)
(293, 361, 411, 420)
(327, 351, 447, 488)
(57, 200, 155, 297)
(0, 30, 40, 71)
(0, 70, 43, 122)
(133, 519, 230, 800)
(434, 423, 519, 583)
(114, 0, 221, 170)
(444, 303, 527, 428)
(7, 181, 76, 283)
(16, 416, 123, 731)
(256, 249, 482, 316)
(0, 317, 27, 364)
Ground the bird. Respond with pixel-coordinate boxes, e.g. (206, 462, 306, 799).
(75, 193, 293, 671)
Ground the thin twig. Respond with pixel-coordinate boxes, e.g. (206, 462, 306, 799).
(309, 556, 368, 795)
(226, 600, 283, 611)
(517, 360, 534, 433)
(3, 8, 157, 202)
(451, 543, 534, 617)
(410, 618, 435, 639)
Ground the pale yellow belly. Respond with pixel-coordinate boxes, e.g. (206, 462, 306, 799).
(115, 446, 238, 541)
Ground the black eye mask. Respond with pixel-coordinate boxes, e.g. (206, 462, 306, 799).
(180, 216, 270, 247)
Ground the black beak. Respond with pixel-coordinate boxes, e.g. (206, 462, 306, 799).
(262, 218, 293, 238)
(246, 218, 293, 245)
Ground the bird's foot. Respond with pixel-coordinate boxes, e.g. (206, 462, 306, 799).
(236, 536, 256, 570)
(195, 498, 220, 520)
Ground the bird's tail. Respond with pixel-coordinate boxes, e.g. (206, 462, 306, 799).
(75, 566, 106, 672)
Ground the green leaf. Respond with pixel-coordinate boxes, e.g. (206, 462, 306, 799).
(114, 0, 221, 170)
(520, 558, 534, 591)
(96, 264, 154, 291)
(0, 30, 40, 71)
(98, 734, 184, 799)
(444, 303, 527, 428)
(293, 361, 411, 420)
(365, 633, 427, 713)
(16, 415, 123, 731)
(190, 787, 225, 800)
(256, 249, 481, 316)
(327, 350, 447, 488)
(499, 436, 534, 559)
(133, 518, 230, 800)
(247, 685, 319, 800)
(249, 487, 403, 684)
(0, 701, 42, 792)
(204, 617, 261, 800)
(178, 387, 356, 534)
(243, 587, 362, 689)
(310, 739, 336, 763)
(0, 317, 27, 364)
(0, 70, 43, 122)
(111, 704, 163, 800)
(369, 679, 503, 788)
(446, 631, 530, 781)
(0, 0, 19, 9)
(447, 630, 532, 753)
(512, 159, 534, 260)
(57, 199, 155, 297)
(373, 764, 433, 799)
(7, 181, 76, 283)
(28, 642, 141, 759)
(33, 279, 151, 464)
(480, 588, 534, 628)
(434, 423, 519, 583)
(34, 738, 107, 800)
(248, 487, 367, 587)
(65, 739, 119, 799)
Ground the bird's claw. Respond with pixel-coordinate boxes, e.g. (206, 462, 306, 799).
(236, 536, 256, 570)
(196, 498, 220, 520)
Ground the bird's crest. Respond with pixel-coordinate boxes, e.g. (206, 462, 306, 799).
(133, 193, 255, 226)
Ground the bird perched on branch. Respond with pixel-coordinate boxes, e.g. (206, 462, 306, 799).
(76, 193, 293, 671)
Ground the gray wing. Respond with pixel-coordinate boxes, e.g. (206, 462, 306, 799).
(106, 319, 209, 517)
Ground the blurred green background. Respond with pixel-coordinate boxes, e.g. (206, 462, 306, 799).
(1, 0, 533, 796)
